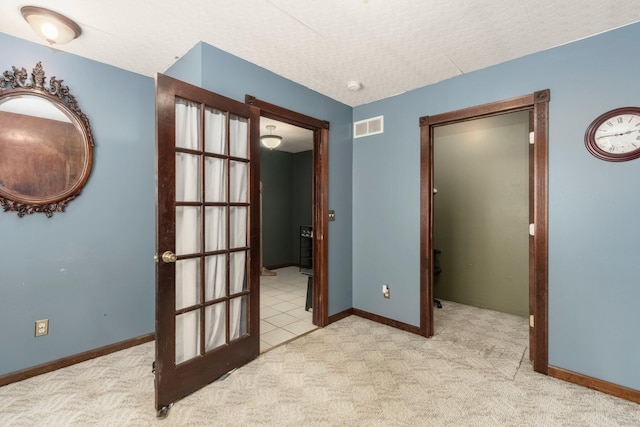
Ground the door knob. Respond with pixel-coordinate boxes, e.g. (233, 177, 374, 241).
(161, 251, 177, 263)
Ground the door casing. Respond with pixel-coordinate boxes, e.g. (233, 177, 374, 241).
(246, 95, 329, 327)
(419, 90, 550, 373)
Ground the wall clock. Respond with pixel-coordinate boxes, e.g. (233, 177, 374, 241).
(584, 107, 640, 162)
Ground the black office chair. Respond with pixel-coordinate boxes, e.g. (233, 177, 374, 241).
(433, 249, 442, 308)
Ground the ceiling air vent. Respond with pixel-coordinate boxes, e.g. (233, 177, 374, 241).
(354, 115, 384, 139)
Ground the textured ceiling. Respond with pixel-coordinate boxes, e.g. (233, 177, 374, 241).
(1, 1, 639, 107)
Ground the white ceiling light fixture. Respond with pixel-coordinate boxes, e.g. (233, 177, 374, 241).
(21, 6, 82, 45)
(260, 125, 282, 150)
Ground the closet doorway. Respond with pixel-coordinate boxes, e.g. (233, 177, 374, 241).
(432, 111, 530, 317)
(419, 90, 550, 374)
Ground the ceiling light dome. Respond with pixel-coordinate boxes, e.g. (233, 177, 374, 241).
(260, 125, 282, 150)
(21, 6, 82, 45)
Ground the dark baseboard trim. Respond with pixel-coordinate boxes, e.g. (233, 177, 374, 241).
(263, 263, 297, 271)
(327, 308, 354, 324)
(548, 365, 640, 404)
(0, 333, 155, 388)
(353, 308, 423, 336)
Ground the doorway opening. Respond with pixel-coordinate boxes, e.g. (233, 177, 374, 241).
(246, 95, 330, 331)
(258, 116, 317, 352)
(419, 90, 550, 374)
(432, 111, 530, 317)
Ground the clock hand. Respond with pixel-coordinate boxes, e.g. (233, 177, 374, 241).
(597, 133, 622, 139)
(596, 129, 640, 140)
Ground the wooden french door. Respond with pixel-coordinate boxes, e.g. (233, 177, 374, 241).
(155, 74, 260, 414)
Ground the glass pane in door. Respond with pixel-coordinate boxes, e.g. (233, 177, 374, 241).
(205, 254, 226, 301)
(229, 295, 248, 340)
(204, 107, 225, 154)
(204, 302, 226, 351)
(229, 161, 247, 203)
(175, 310, 200, 364)
(229, 115, 248, 158)
(229, 251, 247, 294)
(176, 206, 201, 255)
(205, 207, 226, 252)
(205, 157, 226, 202)
(229, 207, 247, 249)
(176, 153, 201, 202)
(175, 258, 201, 310)
(175, 99, 201, 150)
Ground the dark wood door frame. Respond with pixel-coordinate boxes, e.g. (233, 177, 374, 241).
(419, 90, 550, 374)
(245, 95, 329, 327)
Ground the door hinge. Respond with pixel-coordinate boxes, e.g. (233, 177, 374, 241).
(529, 131, 535, 144)
(529, 315, 534, 328)
(529, 223, 535, 236)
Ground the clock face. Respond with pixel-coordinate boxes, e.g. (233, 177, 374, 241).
(585, 107, 640, 161)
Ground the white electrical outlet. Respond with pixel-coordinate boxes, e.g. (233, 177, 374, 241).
(35, 319, 49, 337)
(382, 284, 390, 299)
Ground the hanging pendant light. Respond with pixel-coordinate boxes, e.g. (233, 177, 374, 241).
(260, 125, 282, 149)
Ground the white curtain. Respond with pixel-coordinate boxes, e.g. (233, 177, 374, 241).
(229, 115, 248, 340)
(175, 99, 201, 364)
(204, 107, 227, 351)
(174, 104, 249, 362)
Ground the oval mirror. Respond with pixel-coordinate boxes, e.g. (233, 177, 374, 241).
(0, 62, 94, 217)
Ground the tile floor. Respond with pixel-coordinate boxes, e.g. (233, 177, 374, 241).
(260, 266, 316, 352)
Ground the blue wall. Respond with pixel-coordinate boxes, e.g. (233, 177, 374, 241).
(0, 33, 155, 375)
(166, 43, 354, 316)
(353, 23, 640, 390)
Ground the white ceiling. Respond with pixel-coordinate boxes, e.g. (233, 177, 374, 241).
(1, 1, 639, 107)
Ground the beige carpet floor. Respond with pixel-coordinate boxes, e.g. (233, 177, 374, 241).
(1, 301, 639, 426)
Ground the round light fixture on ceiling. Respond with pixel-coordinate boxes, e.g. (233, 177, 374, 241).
(21, 6, 82, 45)
(260, 125, 282, 149)
(347, 80, 363, 91)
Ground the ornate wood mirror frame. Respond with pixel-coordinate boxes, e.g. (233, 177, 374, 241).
(0, 62, 94, 217)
